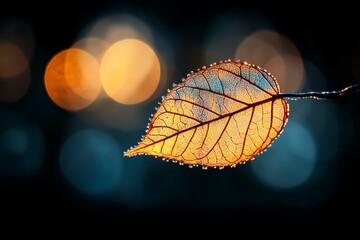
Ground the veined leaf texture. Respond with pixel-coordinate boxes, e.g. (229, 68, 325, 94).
(125, 60, 289, 168)
(125, 60, 359, 169)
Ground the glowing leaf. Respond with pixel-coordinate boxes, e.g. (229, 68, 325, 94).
(125, 60, 289, 168)
(125, 60, 359, 169)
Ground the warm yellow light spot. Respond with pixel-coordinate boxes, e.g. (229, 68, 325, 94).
(0, 41, 28, 78)
(44, 48, 101, 111)
(100, 39, 161, 105)
(72, 37, 111, 100)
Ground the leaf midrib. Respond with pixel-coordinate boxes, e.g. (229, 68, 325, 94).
(132, 94, 283, 152)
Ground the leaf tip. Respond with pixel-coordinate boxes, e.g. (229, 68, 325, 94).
(124, 145, 140, 157)
(123, 149, 132, 157)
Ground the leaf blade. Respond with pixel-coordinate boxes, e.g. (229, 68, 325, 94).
(125, 61, 289, 168)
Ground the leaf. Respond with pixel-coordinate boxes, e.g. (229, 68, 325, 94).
(125, 60, 289, 168)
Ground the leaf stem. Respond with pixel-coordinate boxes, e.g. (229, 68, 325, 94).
(279, 84, 360, 100)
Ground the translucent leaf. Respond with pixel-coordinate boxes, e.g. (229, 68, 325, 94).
(125, 60, 289, 168)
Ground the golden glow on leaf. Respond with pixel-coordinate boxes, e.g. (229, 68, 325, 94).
(125, 61, 289, 168)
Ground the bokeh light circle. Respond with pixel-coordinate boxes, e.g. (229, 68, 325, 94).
(204, 13, 273, 63)
(59, 129, 122, 195)
(72, 37, 110, 63)
(0, 67, 30, 103)
(264, 54, 305, 93)
(251, 120, 317, 189)
(234, 33, 280, 67)
(0, 40, 28, 78)
(0, 19, 35, 61)
(0, 20, 34, 103)
(0, 110, 45, 177)
(235, 30, 305, 93)
(100, 39, 161, 104)
(83, 14, 153, 45)
(44, 48, 101, 111)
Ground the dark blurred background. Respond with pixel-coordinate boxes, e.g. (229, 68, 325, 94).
(1, 0, 359, 225)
